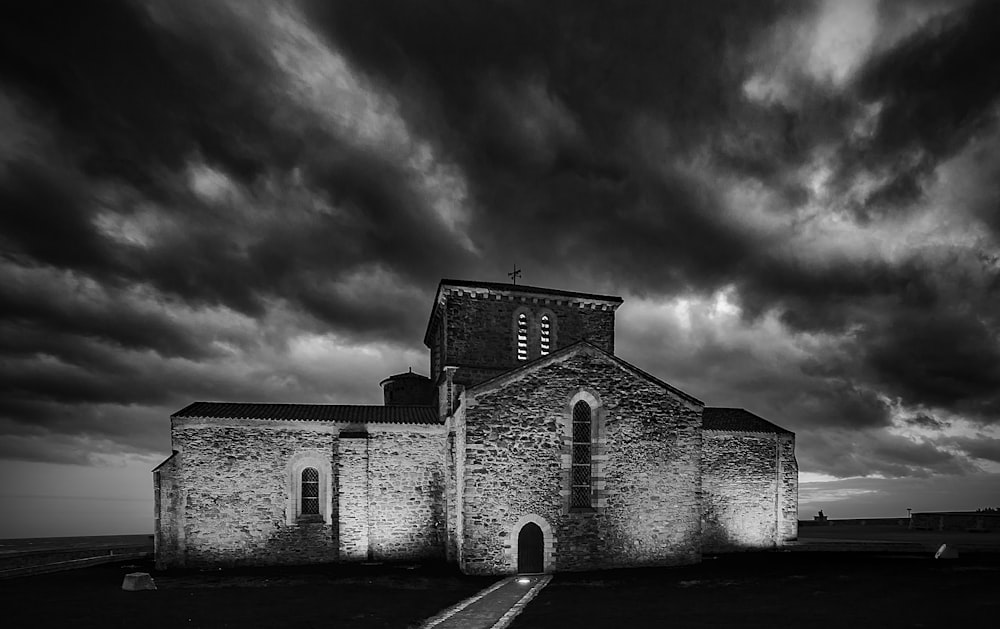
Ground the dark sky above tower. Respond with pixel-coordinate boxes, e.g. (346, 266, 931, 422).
(2, 0, 1000, 536)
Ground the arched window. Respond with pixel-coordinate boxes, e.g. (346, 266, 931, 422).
(540, 314, 551, 356)
(571, 401, 592, 508)
(517, 312, 528, 361)
(301, 467, 319, 515)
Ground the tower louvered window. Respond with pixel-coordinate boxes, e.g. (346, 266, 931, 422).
(301, 467, 319, 515)
(571, 401, 592, 508)
(517, 312, 528, 361)
(540, 315, 551, 355)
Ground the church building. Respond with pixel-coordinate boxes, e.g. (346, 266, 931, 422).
(154, 279, 798, 574)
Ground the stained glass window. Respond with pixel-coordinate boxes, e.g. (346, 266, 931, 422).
(301, 467, 319, 515)
(571, 401, 592, 508)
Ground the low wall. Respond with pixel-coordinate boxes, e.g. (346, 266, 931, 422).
(910, 512, 1000, 532)
(0, 547, 151, 579)
(799, 518, 909, 527)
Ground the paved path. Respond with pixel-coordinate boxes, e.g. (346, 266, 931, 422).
(419, 574, 552, 629)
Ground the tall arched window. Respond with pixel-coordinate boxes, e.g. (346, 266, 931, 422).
(571, 401, 592, 508)
(517, 312, 528, 361)
(540, 314, 551, 356)
(301, 467, 319, 515)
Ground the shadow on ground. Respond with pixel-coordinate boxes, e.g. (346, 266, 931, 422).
(3, 558, 495, 629)
(511, 551, 1000, 628)
(5, 549, 1000, 629)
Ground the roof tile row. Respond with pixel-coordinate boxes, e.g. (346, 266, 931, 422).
(173, 403, 789, 434)
(172, 402, 440, 424)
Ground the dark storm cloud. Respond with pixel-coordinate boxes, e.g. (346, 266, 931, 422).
(950, 436, 1000, 464)
(0, 0, 474, 347)
(1, 0, 999, 486)
(856, 0, 1000, 165)
(904, 413, 951, 430)
(0, 271, 213, 361)
(831, 0, 1000, 220)
(0, 0, 281, 186)
(801, 429, 973, 479)
(302, 0, 790, 293)
(864, 307, 1000, 418)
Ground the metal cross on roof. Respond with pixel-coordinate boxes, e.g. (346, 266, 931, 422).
(508, 264, 522, 285)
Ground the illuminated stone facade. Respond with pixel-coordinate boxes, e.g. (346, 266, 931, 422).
(154, 279, 797, 573)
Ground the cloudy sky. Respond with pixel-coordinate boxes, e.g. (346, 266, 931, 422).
(2, 0, 1000, 538)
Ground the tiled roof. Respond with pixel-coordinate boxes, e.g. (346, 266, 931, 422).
(702, 407, 792, 434)
(172, 402, 440, 424)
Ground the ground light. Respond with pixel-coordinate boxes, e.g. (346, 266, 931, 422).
(517, 577, 531, 584)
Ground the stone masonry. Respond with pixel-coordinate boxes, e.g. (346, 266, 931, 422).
(701, 431, 798, 551)
(155, 418, 443, 569)
(453, 345, 704, 574)
(424, 281, 621, 390)
(155, 279, 797, 573)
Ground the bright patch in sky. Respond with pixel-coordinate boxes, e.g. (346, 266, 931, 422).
(807, 0, 879, 86)
(255, 2, 476, 251)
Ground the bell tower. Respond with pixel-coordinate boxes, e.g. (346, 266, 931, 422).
(423, 279, 623, 395)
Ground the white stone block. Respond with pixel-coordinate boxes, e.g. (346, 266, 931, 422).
(122, 572, 157, 591)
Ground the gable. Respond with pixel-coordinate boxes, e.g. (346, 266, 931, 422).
(465, 341, 702, 410)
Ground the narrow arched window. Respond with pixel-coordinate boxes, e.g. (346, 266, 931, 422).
(571, 401, 592, 508)
(540, 315, 551, 356)
(517, 312, 528, 361)
(301, 467, 319, 515)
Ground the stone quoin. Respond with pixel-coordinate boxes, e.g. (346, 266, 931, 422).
(154, 279, 798, 573)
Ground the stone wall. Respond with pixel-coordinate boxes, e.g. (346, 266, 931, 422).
(440, 291, 618, 385)
(337, 435, 369, 560)
(458, 346, 703, 574)
(153, 453, 181, 569)
(367, 430, 446, 561)
(701, 431, 797, 551)
(166, 419, 338, 567)
(443, 416, 460, 562)
(779, 435, 798, 542)
(160, 419, 445, 568)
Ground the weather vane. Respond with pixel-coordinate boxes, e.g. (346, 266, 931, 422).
(508, 264, 522, 285)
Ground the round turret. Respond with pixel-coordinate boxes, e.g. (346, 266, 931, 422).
(379, 369, 434, 406)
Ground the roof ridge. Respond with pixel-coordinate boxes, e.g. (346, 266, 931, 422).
(465, 340, 703, 406)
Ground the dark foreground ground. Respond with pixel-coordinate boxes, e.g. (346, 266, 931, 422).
(2, 551, 998, 629)
(797, 524, 1000, 549)
(512, 551, 1000, 628)
(0, 559, 494, 629)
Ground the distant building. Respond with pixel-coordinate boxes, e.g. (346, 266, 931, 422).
(154, 279, 798, 574)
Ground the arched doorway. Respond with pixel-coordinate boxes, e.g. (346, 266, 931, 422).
(517, 522, 544, 573)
